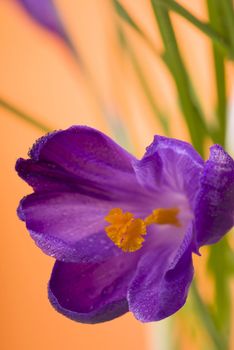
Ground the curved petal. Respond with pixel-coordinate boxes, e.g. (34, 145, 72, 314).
(16, 127, 157, 262)
(16, 126, 144, 202)
(195, 145, 234, 247)
(133, 136, 204, 208)
(29, 126, 134, 172)
(127, 225, 194, 322)
(48, 252, 140, 323)
(18, 191, 126, 262)
(16, 158, 86, 193)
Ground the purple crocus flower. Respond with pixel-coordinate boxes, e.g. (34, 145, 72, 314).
(16, 126, 234, 323)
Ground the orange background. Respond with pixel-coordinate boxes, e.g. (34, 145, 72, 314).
(1, 1, 233, 349)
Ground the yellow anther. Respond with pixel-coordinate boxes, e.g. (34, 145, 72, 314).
(105, 208, 146, 252)
(144, 208, 181, 227)
(105, 207, 180, 253)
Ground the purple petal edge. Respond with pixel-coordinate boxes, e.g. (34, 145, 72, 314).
(195, 145, 234, 247)
(17, 194, 123, 263)
(28, 126, 134, 166)
(133, 135, 204, 208)
(48, 286, 128, 324)
(128, 225, 194, 322)
(48, 257, 138, 323)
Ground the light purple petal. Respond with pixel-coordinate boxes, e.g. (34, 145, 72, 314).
(133, 136, 204, 209)
(195, 145, 234, 246)
(18, 191, 126, 262)
(127, 225, 194, 322)
(16, 126, 158, 262)
(48, 252, 139, 323)
(18, 0, 67, 39)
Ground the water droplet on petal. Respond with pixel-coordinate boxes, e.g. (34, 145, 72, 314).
(102, 285, 114, 296)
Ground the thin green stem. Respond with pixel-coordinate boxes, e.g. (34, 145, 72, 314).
(113, 0, 160, 57)
(0, 97, 51, 132)
(113, 0, 144, 36)
(213, 54, 226, 145)
(156, 0, 230, 56)
(208, 237, 232, 343)
(151, 0, 207, 156)
(129, 50, 169, 135)
(206, 4, 231, 342)
(191, 281, 228, 350)
(220, 0, 234, 56)
(117, 28, 169, 135)
(207, 0, 227, 146)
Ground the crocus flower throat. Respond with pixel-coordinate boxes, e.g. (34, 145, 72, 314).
(105, 207, 180, 252)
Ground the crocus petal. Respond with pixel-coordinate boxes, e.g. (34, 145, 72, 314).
(29, 126, 134, 172)
(16, 158, 85, 193)
(133, 136, 204, 208)
(18, 191, 126, 262)
(195, 145, 234, 247)
(16, 127, 157, 262)
(128, 225, 194, 322)
(16, 126, 144, 202)
(48, 252, 140, 323)
(18, 0, 67, 39)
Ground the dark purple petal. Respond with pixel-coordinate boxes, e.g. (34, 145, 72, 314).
(127, 225, 194, 322)
(133, 136, 204, 208)
(18, 0, 67, 40)
(29, 126, 134, 170)
(16, 158, 121, 200)
(48, 252, 139, 323)
(195, 145, 234, 247)
(16, 158, 84, 193)
(16, 126, 144, 202)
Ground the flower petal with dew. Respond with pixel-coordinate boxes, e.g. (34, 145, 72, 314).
(16, 126, 234, 323)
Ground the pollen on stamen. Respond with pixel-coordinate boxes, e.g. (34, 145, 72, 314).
(105, 208, 146, 252)
(144, 208, 181, 227)
(105, 207, 180, 253)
